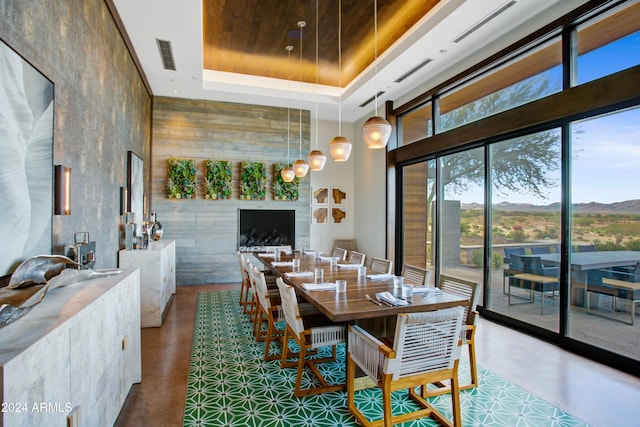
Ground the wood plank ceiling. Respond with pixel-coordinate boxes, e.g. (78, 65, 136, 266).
(202, 0, 441, 87)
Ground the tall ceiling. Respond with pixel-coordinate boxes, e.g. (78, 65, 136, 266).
(110, 0, 589, 122)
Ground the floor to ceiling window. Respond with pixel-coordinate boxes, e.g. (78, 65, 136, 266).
(392, 1, 640, 373)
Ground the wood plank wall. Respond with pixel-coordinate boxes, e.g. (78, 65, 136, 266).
(152, 97, 311, 285)
(403, 163, 428, 269)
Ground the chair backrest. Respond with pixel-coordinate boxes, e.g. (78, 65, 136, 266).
(531, 246, 551, 254)
(244, 257, 256, 291)
(237, 252, 249, 284)
(348, 251, 366, 265)
(275, 277, 304, 337)
(369, 257, 393, 275)
(578, 244, 596, 252)
(509, 253, 524, 271)
(386, 306, 464, 380)
(504, 247, 525, 262)
(333, 238, 357, 253)
(251, 265, 272, 311)
(437, 274, 480, 327)
(332, 247, 348, 261)
(401, 264, 430, 287)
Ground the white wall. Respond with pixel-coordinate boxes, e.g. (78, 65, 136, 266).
(309, 119, 355, 255)
(352, 115, 388, 261)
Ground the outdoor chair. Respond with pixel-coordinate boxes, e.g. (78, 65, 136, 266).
(347, 306, 465, 427)
(503, 247, 525, 294)
(508, 254, 560, 314)
(276, 278, 346, 397)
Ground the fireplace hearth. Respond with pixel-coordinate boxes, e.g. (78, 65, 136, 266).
(238, 209, 295, 251)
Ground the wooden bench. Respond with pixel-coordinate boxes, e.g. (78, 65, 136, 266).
(508, 273, 559, 315)
(587, 278, 640, 325)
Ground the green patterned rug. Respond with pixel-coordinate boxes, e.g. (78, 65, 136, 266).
(183, 291, 588, 426)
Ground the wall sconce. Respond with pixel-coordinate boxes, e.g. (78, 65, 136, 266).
(120, 187, 128, 216)
(54, 164, 71, 215)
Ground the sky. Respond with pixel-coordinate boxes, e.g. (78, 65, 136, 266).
(446, 31, 640, 206)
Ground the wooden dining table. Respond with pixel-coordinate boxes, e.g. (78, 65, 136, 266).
(256, 251, 468, 323)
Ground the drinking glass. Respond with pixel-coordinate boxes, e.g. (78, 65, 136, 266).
(401, 284, 414, 302)
(393, 276, 404, 290)
(357, 266, 367, 284)
(314, 268, 324, 284)
(292, 258, 301, 273)
(336, 279, 347, 293)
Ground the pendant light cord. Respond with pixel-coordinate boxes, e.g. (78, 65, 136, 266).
(373, 0, 379, 117)
(299, 22, 304, 159)
(314, 0, 319, 150)
(338, 0, 342, 136)
(286, 45, 293, 164)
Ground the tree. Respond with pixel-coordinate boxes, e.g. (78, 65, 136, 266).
(427, 73, 561, 207)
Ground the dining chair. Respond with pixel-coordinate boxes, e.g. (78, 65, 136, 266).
(332, 246, 348, 261)
(401, 264, 430, 286)
(333, 238, 357, 253)
(423, 274, 480, 396)
(348, 251, 366, 265)
(369, 256, 393, 275)
(275, 277, 346, 397)
(249, 265, 281, 346)
(347, 306, 465, 427)
(236, 252, 251, 312)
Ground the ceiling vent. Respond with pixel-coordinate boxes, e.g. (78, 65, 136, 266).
(453, 0, 517, 43)
(394, 58, 433, 83)
(156, 39, 176, 70)
(359, 91, 386, 108)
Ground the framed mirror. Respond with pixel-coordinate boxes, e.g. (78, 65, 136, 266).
(127, 151, 144, 224)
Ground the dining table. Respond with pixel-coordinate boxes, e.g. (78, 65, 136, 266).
(255, 251, 469, 323)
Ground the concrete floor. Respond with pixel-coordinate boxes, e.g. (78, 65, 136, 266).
(114, 283, 640, 427)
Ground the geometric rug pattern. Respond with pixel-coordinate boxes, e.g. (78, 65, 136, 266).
(183, 291, 589, 426)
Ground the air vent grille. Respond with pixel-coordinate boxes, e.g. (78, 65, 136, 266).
(359, 91, 385, 108)
(156, 39, 176, 70)
(453, 0, 517, 43)
(394, 58, 433, 83)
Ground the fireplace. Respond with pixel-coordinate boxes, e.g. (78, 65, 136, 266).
(238, 209, 295, 251)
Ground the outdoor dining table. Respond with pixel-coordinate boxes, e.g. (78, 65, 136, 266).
(528, 250, 640, 306)
(256, 251, 468, 323)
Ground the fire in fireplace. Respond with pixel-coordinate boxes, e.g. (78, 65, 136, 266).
(238, 209, 295, 251)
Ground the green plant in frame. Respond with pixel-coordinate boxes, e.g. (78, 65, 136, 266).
(166, 158, 197, 199)
(204, 160, 232, 199)
(240, 161, 266, 200)
(273, 163, 299, 201)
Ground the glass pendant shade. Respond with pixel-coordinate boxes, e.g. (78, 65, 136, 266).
(281, 166, 296, 182)
(362, 116, 392, 149)
(307, 150, 327, 171)
(292, 159, 309, 177)
(329, 136, 352, 161)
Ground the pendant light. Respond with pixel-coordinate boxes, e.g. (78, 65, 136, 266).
(281, 45, 296, 183)
(329, 0, 352, 162)
(292, 21, 310, 178)
(361, 0, 392, 149)
(307, 0, 327, 171)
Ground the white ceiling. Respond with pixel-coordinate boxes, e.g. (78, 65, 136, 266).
(111, 0, 588, 123)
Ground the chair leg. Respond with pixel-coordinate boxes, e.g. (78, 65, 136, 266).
(451, 371, 462, 427)
(467, 338, 478, 389)
(382, 380, 393, 427)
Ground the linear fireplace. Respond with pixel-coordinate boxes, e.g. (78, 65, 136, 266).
(238, 209, 295, 251)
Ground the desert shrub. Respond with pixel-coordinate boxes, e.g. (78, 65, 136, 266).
(624, 239, 640, 251)
(508, 225, 528, 242)
(472, 250, 504, 269)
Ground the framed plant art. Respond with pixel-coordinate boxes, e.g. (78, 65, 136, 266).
(166, 158, 197, 199)
(272, 164, 299, 201)
(240, 161, 266, 200)
(204, 160, 232, 200)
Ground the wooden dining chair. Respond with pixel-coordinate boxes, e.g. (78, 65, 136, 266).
(249, 265, 281, 346)
(348, 251, 366, 265)
(401, 264, 430, 286)
(237, 252, 251, 312)
(275, 277, 347, 397)
(347, 306, 465, 427)
(423, 274, 480, 396)
(332, 246, 348, 261)
(369, 256, 393, 275)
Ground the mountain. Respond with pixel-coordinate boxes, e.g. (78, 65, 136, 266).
(461, 199, 640, 214)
